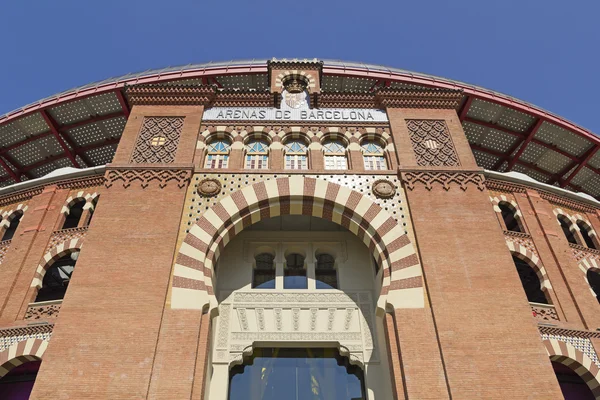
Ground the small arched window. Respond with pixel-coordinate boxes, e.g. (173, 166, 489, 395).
(252, 253, 275, 289)
(205, 137, 231, 169)
(558, 215, 578, 245)
(35, 252, 78, 302)
(284, 139, 308, 170)
(323, 139, 347, 170)
(245, 139, 269, 170)
(284, 253, 307, 289)
(2, 211, 22, 241)
(577, 221, 597, 249)
(316, 254, 338, 289)
(62, 199, 86, 229)
(87, 196, 99, 225)
(587, 269, 600, 304)
(513, 256, 548, 304)
(499, 203, 522, 233)
(361, 140, 387, 170)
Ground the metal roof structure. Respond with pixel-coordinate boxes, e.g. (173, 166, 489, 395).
(1, 59, 599, 198)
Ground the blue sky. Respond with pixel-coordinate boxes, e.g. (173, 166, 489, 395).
(1, 0, 599, 132)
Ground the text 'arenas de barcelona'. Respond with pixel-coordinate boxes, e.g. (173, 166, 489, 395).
(1, 59, 600, 399)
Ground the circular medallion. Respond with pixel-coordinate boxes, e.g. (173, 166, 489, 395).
(372, 179, 396, 199)
(198, 178, 222, 197)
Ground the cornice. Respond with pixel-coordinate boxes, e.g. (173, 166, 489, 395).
(213, 90, 274, 107)
(538, 325, 600, 339)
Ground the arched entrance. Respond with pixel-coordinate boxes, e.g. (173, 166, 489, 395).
(544, 338, 600, 399)
(171, 176, 423, 312)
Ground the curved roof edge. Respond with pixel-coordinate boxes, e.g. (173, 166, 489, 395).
(1, 59, 596, 141)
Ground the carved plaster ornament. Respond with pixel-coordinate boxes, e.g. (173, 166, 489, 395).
(372, 179, 396, 199)
(198, 178, 222, 197)
(283, 78, 308, 109)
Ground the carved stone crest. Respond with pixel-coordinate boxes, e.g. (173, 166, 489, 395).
(283, 78, 308, 109)
(372, 179, 396, 198)
(198, 178, 222, 197)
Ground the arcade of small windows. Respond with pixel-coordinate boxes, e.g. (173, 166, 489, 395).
(251, 251, 338, 290)
(557, 214, 598, 250)
(204, 137, 231, 169)
(498, 202, 524, 233)
(361, 139, 387, 171)
(61, 196, 99, 230)
(245, 139, 269, 170)
(284, 138, 308, 170)
(1, 211, 23, 241)
(323, 138, 348, 170)
(512, 255, 549, 305)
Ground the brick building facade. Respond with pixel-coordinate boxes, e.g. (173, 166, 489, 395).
(0, 59, 599, 399)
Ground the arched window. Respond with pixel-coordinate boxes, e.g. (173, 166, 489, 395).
(245, 139, 269, 169)
(315, 253, 338, 289)
(87, 196, 99, 225)
(323, 139, 347, 170)
(284, 253, 306, 289)
(252, 253, 275, 289)
(361, 139, 387, 170)
(284, 138, 308, 170)
(62, 199, 86, 229)
(205, 137, 231, 169)
(35, 252, 78, 302)
(229, 348, 366, 400)
(0, 359, 41, 399)
(577, 221, 597, 249)
(513, 256, 548, 304)
(499, 203, 522, 233)
(587, 269, 600, 304)
(558, 215, 578, 245)
(2, 211, 22, 241)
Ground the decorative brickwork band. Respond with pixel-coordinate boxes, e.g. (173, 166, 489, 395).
(46, 227, 88, 253)
(125, 84, 216, 106)
(0, 239, 11, 264)
(104, 168, 192, 189)
(401, 171, 485, 191)
(24, 301, 62, 320)
(0, 338, 48, 379)
(131, 117, 184, 164)
(543, 338, 600, 399)
(375, 87, 463, 109)
(406, 120, 460, 167)
(171, 177, 423, 311)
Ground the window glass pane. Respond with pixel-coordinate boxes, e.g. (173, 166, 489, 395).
(361, 141, 384, 154)
(229, 348, 366, 400)
(247, 139, 269, 154)
(323, 139, 346, 153)
(246, 155, 268, 169)
(207, 139, 231, 153)
(284, 254, 307, 289)
(325, 155, 347, 170)
(363, 155, 387, 170)
(285, 155, 307, 170)
(316, 254, 337, 289)
(284, 139, 307, 153)
(205, 154, 229, 169)
(253, 253, 275, 289)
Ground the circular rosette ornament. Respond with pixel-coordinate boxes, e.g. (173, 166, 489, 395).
(198, 178, 222, 197)
(372, 179, 396, 199)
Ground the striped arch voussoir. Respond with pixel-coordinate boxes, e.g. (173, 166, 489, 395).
(0, 338, 48, 379)
(579, 257, 600, 299)
(506, 241, 552, 291)
(544, 338, 600, 399)
(31, 238, 84, 289)
(0, 203, 28, 228)
(171, 177, 423, 311)
(489, 195, 522, 217)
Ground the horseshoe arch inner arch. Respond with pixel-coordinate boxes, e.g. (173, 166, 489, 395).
(170, 176, 423, 311)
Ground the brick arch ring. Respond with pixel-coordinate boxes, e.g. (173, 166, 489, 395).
(31, 238, 84, 289)
(506, 242, 552, 292)
(61, 191, 98, 215)
(578, 257, 600, 299)
(0, 338, 48, 379)
(171, 176, 424, 311)
(543, 338, 600, 399)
